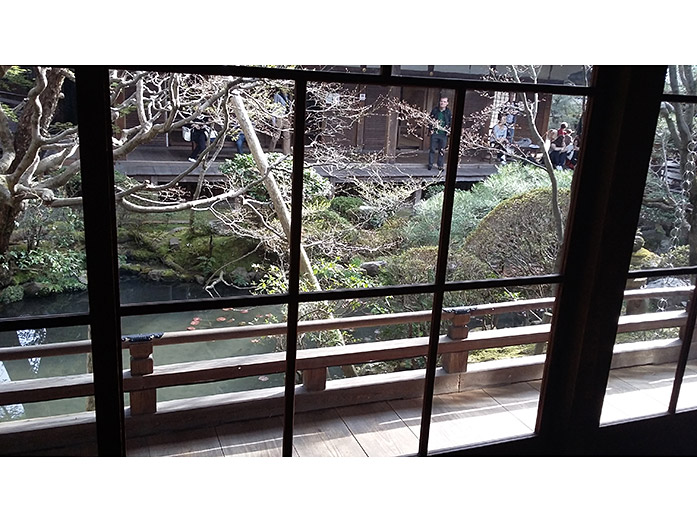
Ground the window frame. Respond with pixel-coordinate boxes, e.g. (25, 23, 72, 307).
(2, 65, 678, 456)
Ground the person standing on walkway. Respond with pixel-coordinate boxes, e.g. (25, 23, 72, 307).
(188, 117, 209, 162)
(428, 96, 452, 171)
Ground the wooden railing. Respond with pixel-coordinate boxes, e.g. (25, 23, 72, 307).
(0, 285, 693, 418)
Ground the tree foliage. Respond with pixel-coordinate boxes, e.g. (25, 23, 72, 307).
(464, 187, 571, 280)
(404, 163, 573, 248)
(657, 66, 697, 263)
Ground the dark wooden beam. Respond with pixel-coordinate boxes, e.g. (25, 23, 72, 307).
(281, 79, 308, 457)
(75, 66, 126, 456)
(385, 86, 400, 161)
(536, 65, 668, 454)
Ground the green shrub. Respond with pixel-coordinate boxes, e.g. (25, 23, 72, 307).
(380, 246, 439, 287)
(219, 153, 332, 202)
(0, 285, 24, 304)
(329, 196, 365, 223)
(255, 258, 376, 296)
(464, 187, 571, 279)
(404, 163, 573, 248)
(0, 66, 33, 92)
(380, 245, 499, 312)
(658, 245, 689, 268)
(6, 248, 86, 293)
(305, 208, 351, 229)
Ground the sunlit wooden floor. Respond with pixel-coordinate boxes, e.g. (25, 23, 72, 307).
(125, 362, 697, 457)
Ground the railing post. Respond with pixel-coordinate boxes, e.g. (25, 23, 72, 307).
(534, 312, 554, 354)
(128, 340, 157, 415)
(443, 307, 471, 373)
(625, 277, 648, 314)
(303, 368, 327, 392)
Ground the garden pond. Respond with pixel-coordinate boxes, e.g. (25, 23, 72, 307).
(0, 278, 292, 422)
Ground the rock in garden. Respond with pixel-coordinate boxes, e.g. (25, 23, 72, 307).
(360, 261, 386, 276)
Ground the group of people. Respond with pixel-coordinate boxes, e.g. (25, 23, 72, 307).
(187, 93, 580, 173)
(547, 122, 580, 170)
(428, 92, 581, 172)
(183, 89, 291, 163)
(490, 114, 580, 169)
(428, 93, 523, 168)
(488, 93, 521, 163)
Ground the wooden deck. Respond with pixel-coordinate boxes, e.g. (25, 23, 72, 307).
(114, 145, 498, 185)
(124, 362, 697, 457)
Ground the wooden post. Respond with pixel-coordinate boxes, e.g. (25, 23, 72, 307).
(385, 86, 399, 162)
(534, 312, 554, 354)
(625, 277, 648, 315)
(414, 188, 423, 205)
(443, 309, 471, 373)
(302, 368, 327, 392)
(356, 87, 366, 152)
(128, 341, 156, 415)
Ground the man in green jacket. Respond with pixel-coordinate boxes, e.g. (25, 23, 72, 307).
(428, 96, 452, 170)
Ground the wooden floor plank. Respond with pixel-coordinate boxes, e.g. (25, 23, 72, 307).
(601, 372, 668, 424)
(676, 363, 697, 411)
(138, 427, 224, 457)
(336, 402, 419, 457)
(611, 364, 677, 408)
(528, 377, 631, 425)
(292, 409, 368, 457)
(217, 417, 283, 457)
(483, 381, 541, 431)
(431, 390, 531, 452)
(125, 363, 697, 457)
(390, 389, 530, 454)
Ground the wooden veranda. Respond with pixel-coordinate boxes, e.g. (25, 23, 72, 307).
(2, 285, 696, 457)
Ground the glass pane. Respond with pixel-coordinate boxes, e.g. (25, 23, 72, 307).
(600, 280, 690, 424)
(294, 294, 433, 383)
(396, 65, 592, 87)
(0, 324, 91, 420)
(397, 65, 493, 79)
(300, 82, 450, 291)
(292, 294, 432, 456)
(111, 70, 294, 303)
(640, 101, 695, 264)
(677, 292, 697, 412)
(0, 66, 87, 318)
(422, 289, 552, 453)
(447, 91, 585, 281)
(302, 84, 383, 292)
(0, 324, 96, 455)
(122, 306, 286, 457)
(664, 66, 697, 95)
(494, 65, 591, 86)
(609, 97, 697, 417)
(676, 358, 697, 411)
